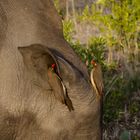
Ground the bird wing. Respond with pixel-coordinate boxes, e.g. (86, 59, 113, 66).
(90, 64, 104, 98)
(47, 68, 74, 111)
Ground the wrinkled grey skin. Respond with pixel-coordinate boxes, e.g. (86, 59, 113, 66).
(0, 0, 101, 140)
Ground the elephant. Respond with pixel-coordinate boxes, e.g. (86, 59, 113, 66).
(0, 0, 102, 140)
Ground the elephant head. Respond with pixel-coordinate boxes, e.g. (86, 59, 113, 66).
(0, 0, 103, 140)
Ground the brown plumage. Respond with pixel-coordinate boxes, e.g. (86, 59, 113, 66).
(47, 67, 74, 111)
(90, 63, 104, 99)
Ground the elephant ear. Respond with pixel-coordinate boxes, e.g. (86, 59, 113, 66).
(18, 44, 74, 111)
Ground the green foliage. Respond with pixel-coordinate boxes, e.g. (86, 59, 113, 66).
(70, 37, 106, 71)
(78, 0, 140, 65)
(62, 19, 74, 43)
(103, 71, 140, 123)
(79, 5, 91, 22)
(129, 102, 139, 115)
(88, 37, 106, 64)
(120, 130, 130, 140)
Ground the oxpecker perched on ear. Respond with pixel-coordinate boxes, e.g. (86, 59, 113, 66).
(47, 64, 74, 111)
(90, 60, 104, 99)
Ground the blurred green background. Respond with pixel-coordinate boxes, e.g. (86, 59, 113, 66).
(54, 0, 140, 139)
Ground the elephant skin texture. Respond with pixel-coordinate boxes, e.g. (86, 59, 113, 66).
(0, 0, 101, 140)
